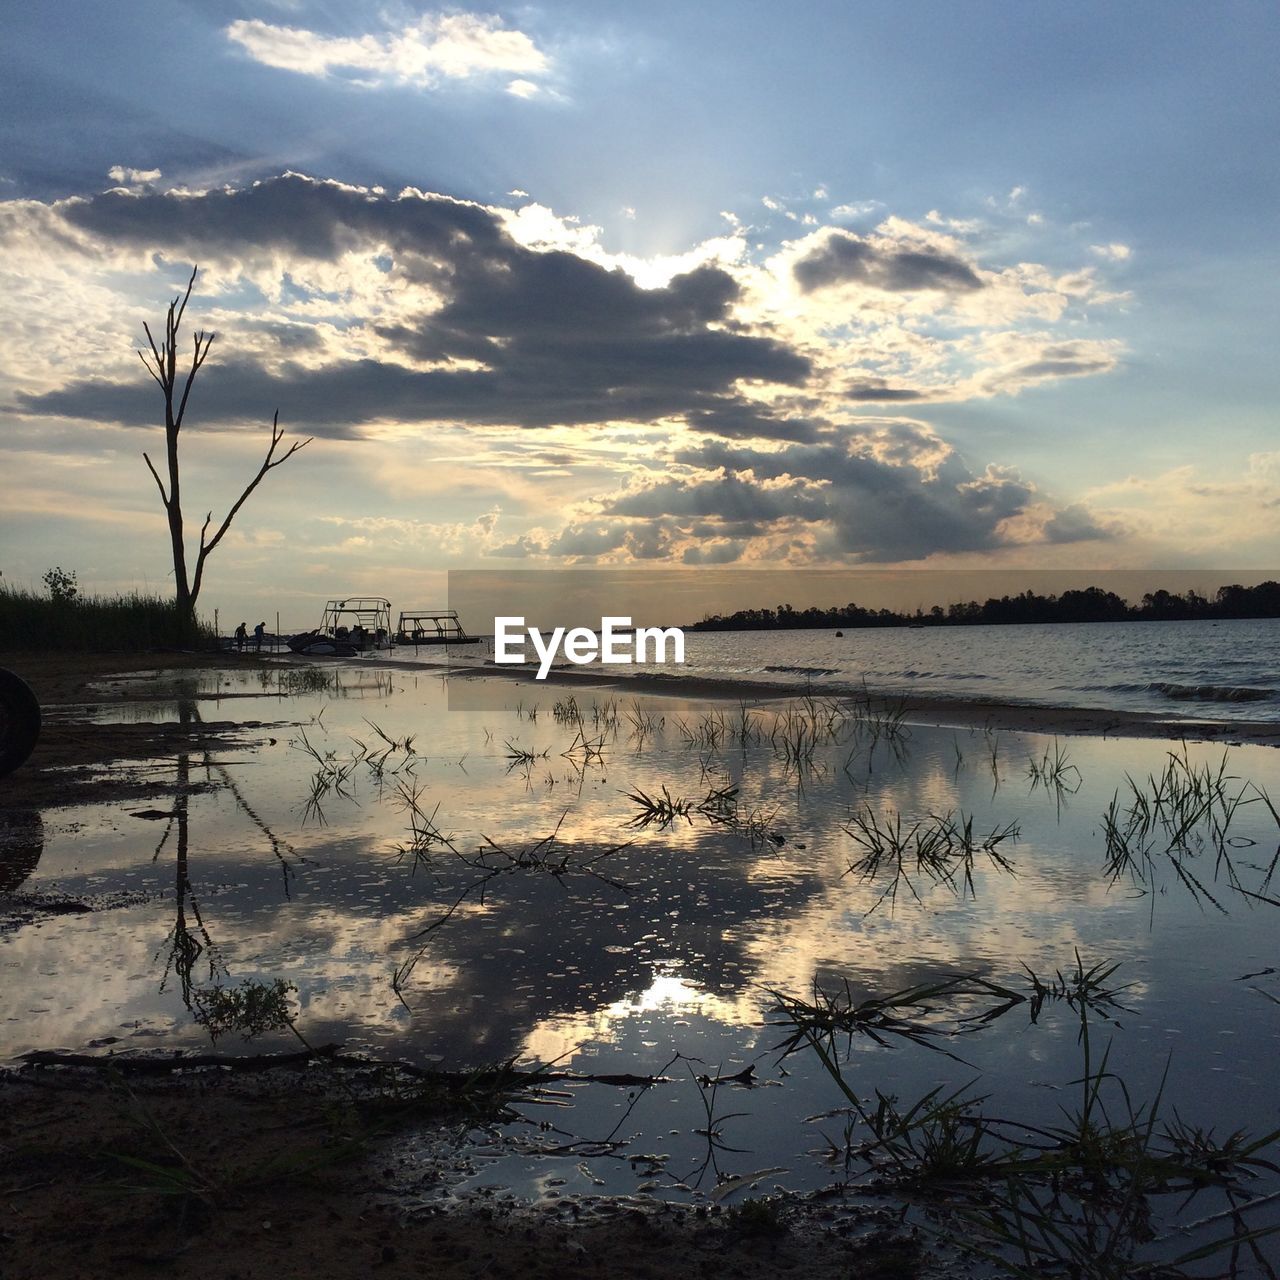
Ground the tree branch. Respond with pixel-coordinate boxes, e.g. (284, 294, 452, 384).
(171, 265, 198, 337)
(142, 451, 170, 506)
(140, 320, 166, 383)
(191, 412, 312, 601)
(173, 330, 215, 432)
(137, 348, 166, 392)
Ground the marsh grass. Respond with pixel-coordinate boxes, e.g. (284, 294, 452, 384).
(677, 709, 728, 751)
(1028, 739, 1083, 818)
(1020, 952, 1134, 1030)
(623, 782, 741, 830)
(0, 582, 215, 651)
(589, 697, 621, 732)
(392, 779, 458, 871)
(770, 975, 991, 1061)
(553, 695, 582, 725)
(261, 665, 334, 695)
(561, 724, 609, 764)
(844, 806, 1019, 910)
(773, 976, 1280, 1278)
(293, 728, 363, 823)
(769, 955, 1132, 1071)
(624, 783, 694, 827)
(1102, 745, 1280, 913)
(624, 699, 663, 742)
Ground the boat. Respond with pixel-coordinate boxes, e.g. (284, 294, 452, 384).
(394, 610, 480, 646)
(288, 598, 395, 656)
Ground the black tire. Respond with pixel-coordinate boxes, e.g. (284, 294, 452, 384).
(0, 669, 41, 778)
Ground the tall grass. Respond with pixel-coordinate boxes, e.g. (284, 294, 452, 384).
(0, 583, 215, 651)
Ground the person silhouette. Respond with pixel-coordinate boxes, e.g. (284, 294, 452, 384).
(235, 622, 247, 651)
(253, 621, 266, 652)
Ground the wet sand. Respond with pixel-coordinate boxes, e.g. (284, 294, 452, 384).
(0, 1069, 925, 1280)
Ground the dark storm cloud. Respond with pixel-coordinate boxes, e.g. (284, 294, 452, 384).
(60, 174, 508, 261)
(682, 404, 823, 442)
(26, 175, 812, 434)
(627, 433, 1041, 561)
(19, 341, 806, 433)
(610, 472, 828, 523)
(793, 229, 983, 294)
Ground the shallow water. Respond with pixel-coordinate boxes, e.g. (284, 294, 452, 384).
(421, 617, 1280, 721)
(4, 667, 1280, 1233)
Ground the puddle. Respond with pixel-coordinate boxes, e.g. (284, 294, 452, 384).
(4, 669, 1280, 1243)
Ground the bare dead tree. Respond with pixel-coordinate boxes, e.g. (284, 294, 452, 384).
(139, 266, 310, 623)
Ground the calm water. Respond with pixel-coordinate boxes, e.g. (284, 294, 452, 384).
(3, 665, 1280, 1258)
(424, 617, 1280, 721)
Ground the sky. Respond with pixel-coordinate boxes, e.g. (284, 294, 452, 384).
(2, 1, 1278, 626)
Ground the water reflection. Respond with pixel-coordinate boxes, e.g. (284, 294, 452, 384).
(148, 697, 303, 1032)
(0, 809, 43, 893)
(3, 673, 1280, 1209)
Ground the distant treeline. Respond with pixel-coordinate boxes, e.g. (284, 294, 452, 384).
(687, 582, 1280, 632)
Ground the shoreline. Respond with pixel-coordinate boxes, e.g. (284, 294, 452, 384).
(4, 648, 1278, 747)
(368, 654, 1280, 746)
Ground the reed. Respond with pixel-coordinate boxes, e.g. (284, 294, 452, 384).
(623, 781, 741, 829)
(552, 695, 582, 724)
(775, 978, 1280, 1277)
(624, 699, 662, 741)
(0, 582, 216, 651)
(844, 806, 1019, 909)
(1027, 738, 1082, 792)
(1101, 745, 1280, 913)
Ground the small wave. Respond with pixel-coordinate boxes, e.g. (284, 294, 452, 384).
(1148, 681, 1273, 703)
(763, 664, 840, 677)
(1067, 682, 1151, 694)
(892, 670, 991, 681)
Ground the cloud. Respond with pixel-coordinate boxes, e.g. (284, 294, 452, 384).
(975, 338, 1120, 396)
(846, 378, 927, 403)
(23, 176, 809, 434)
(1090, 242, 1132, 261)
(496, 419, 1104, 564)
(0, 173, 1135, 568)
(565, 425, 1090, 563)
(106, 166, 161, 187)
(16, 176, 1125, 436)
(1041, 503, 1115, 543)
(829, 200, 881, 221)
(792, 228, 983, 294)
(224, 12, 549, 91)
